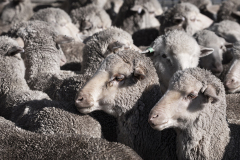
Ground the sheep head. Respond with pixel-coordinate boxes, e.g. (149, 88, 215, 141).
(75, 49, 159, 117)
(148, 67, 223, 131)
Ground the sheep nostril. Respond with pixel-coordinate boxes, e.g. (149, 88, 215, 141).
(152, 114, 158, 119)
(77, 97, 84, 102)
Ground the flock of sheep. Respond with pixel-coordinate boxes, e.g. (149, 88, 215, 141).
(1, 0, 240, 159)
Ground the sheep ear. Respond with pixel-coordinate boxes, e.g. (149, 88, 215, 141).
(81, 20, 93, 30)
(108, 41, 124, 53)
(131, 5, 143, 14)
(54, 35, 74, 44)
(224, 42, 233, 48)
(201, 84, 219, 104)
(199, 46, 214, 57)
(134, 63, 146, 81)
(7, 46, 24, 56)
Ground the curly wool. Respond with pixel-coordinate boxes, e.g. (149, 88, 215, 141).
(169, 67, 231, 160)
(96, 50, 177, 160)
(0, 116, 142, 160)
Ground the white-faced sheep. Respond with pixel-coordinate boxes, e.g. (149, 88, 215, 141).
(70, 4, 111, 37)
(193, 30, 233, 76)
(223, 42, 240, 94)
(75, 50, 177, 160)
(149, 67, 240, 160)
(159, 2, 213, 35)
(0, 0, 33, 33)
(113, 0, 162, 35)
(0, 36, 103, 139)
(141, 30, 214, 93)
(208, 20, 240, 43)
(0, 116, 142, 160)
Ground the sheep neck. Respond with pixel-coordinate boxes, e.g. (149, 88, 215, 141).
(117, 84, 177, 160)
(175, 102, 230, 160)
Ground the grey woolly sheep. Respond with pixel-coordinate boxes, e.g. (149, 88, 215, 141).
(0, 36, 103, 138)
(113, 0, 162, 35)
(149, 67, 240, 160)
(75, 50, 177, 160)
(70, 4, 111, 37)
(225, 93, 240, 125)
(30, 7, 84, 69)
(159, 2, 213, 35)
(0, 0, 33, 33)
(193, 30, 233, 76)
(208, 20, 240, 43)
(223, 41, 240, 93)
(141, 30, 214, 93)
(217, 0, 240, 23)
(0, 116, 142, 160)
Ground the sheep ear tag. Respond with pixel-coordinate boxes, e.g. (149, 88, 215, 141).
(140, 47, 154, 57)
(201, 84, 219, 104)
(7, 46, 24, 56)
(54, 35, 74, 44)
(199, 45, 214, 57)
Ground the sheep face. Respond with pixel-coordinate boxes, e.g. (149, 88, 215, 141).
(144, 30, 213, 92)
(160, 3, 213, 35)
(76, 50, 154, 117)
(224, 43, 240, 93)
(148, 70, 219, 131)
(194, 30, 233, 76)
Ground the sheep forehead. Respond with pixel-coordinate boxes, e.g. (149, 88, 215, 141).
(99, 54, 132, 75)
(195, 30, 223, 47)
(164, 31, 200, 55)
(170, 72, 202, 92)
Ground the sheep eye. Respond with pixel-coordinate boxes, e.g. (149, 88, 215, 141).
(116, 75, 125, 82)
(56, 44, 60, 50)
(162, 54, 167, 58)
(187, 93, 197, 100)
(149, 11, 154, 14)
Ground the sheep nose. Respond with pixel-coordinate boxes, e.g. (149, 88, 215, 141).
(148, 111, 159, 126)
(212, 62, 223, 75)
(225, 77, 239, 87)
(75, 92, 94, 109)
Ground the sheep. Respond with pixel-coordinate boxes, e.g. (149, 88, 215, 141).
(70, 4, 111, 37)
(217, 0, 240, 23)
(159, 2, 213, 35)
(193, 30, 233, 77)
(0, 116, 142, 160)
(141, 30, 214, 93)
(0, 36, 104, 139)
(179, 0, 220, 20)
(75, 50, 177, 160)
(223, 41, 240, 94)
(149, 67, 240, 160)
(30, 8, 84, 69)
(208, 20, 240, 43)
(113, 0, 162, 35)
(0, 0, 34, 34)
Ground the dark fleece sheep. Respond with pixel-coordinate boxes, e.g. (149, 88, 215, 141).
(217, 0, 240, 23)
(0, 116, 142, 160)
(76, 50, 177, 160)
(149, 67, 240, 160)
(0, 0, 33, 33)
(70, 4, 111, 37)
(113, 0, 162, 35)
(0, 36, 102, 138)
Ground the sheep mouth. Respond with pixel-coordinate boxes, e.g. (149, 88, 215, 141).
(225, 87, 240, 94)
(76, 106, 93, 114)
(150, 121, 170, 131)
